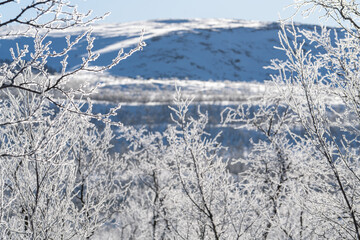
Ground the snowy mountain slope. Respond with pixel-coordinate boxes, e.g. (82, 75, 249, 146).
(0, 19, 341, 157)
(0, 19, 320, 82)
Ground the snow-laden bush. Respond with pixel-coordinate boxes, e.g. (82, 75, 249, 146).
(3, 0, 360, 239)
(116, 89, 243, 239)
(0, 1, 143, 238)
(222, 1, 360, 239)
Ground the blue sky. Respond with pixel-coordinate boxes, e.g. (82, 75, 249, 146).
(2, 0, 336, 26)
(73, 0, 336, 26)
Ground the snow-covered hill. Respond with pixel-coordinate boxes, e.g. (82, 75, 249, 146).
(0, 19, 334, 157)
(0, 19, 318, 82)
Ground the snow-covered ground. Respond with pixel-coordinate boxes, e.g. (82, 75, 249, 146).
(66, 72, 267, 105)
